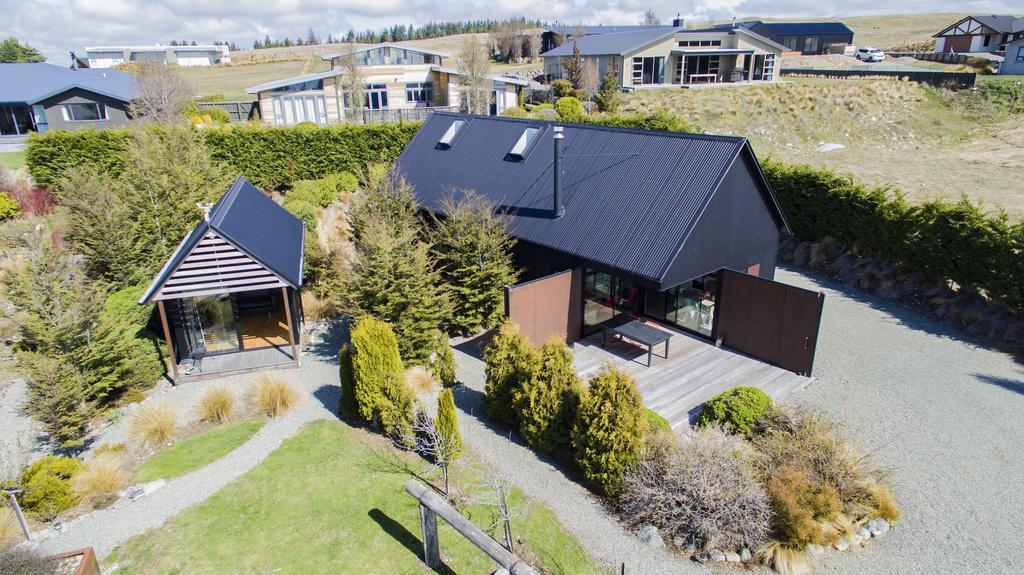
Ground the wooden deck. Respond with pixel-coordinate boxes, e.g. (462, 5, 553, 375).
(573, 324, 813, 429)
(175, 346, 298, 382)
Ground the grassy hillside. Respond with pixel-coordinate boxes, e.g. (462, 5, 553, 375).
(621, 76, 1023, 216)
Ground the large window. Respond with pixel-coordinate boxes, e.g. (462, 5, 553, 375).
(0, 105, 35, 136)
(1017, 46, 1024, 62)
(405, 82, 434, 104)
(365, 84, 388, 110)
(804, 37, 819, 53)
(272, 94, 327, 126)
(129, 51, 167, 63)
(582, 269, 643, 334)
(271, 79, 323, 93)
(631, 56, 665, 85)
(753, 54, 775, 81)
(645, 273, 717, 338)
(359, 48, 386, 66)
(62, 103, 107, 122)
(684, 55, 720, 82)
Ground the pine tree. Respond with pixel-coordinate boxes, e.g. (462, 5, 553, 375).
(572, 364, 644, 496)
(483, 319, 539, 426)
(338, 343, 359, 420)
(562, 42, 585, 89)
(436, 388, 463, 460)
(349, 317, 405, 423)
(431, 191, 518, 335)
(431, 330, 458, 387)
(514, 335, 581, 453)
(0, 37, 46, 62)
(595, 70, 621, 113)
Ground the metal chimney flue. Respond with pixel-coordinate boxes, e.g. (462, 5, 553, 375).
(552, 126, 565, 218)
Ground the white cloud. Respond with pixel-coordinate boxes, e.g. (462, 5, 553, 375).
(3, 0, 1020, 63)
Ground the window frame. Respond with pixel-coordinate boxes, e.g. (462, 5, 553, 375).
(61, 102, 108, 122)
(1017, 46, 1024, 62)
(405, 81, 434, 104)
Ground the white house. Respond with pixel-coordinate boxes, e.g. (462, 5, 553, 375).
(85, 44, 231, 68)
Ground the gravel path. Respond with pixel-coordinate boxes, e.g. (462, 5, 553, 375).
(0, 378, 50, 473)
(775, 268, 1024, 575)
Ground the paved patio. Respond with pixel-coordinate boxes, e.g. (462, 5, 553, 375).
(573, 324, 813, 428)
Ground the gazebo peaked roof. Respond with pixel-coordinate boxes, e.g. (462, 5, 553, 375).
(139, 176, 305, 305)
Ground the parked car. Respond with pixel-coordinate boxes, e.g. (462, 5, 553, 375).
(855, 47, 886, 62)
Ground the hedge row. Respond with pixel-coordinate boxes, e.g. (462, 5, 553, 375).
(26, 122, 422, 190)
(763, 159, 1024, 310)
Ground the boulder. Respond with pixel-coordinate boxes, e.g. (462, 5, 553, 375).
(684, 543, 697, 554)
(725, 552, 742, 563)
(126, 485, 145, 501)
(834, 537, 850, 552)
(143, 479, 166, 496)
(672, 536, 684, 547)
(739, 548, 752, 562)
(637, 524, 664, 548)
(709, 550, 727, 562)
(857, 527, 871, 542)
(871, 518, 890, 538)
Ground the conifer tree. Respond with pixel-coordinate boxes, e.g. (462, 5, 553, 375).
(514, 335, 581, 453)
(483, 319, 539, 425)
(349, 317, 413, 437)
(338, 343, 359, 420)
(572, 363, 644, 496)
(595, 70, 621, 113)
(436, 388, 463, 460)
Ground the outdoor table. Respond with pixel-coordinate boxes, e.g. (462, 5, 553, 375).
(602, 320, 672, 367)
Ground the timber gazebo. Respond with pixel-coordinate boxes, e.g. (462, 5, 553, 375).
(139, 176, 305, 382)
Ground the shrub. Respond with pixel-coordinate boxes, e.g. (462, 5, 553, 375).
(500, 106, 530, 118)
(551, 79, 576, 98)
(483, 319, 539, 426)
(436, 388, 463, 460)
(20, 456, 82, 521)
(289, 171, 358, 208)
(250, 374, 299, 417)
(594, 70, 620, 113)
(129, 401, 179, 447)
(585, 110, 700, 133)
(73, 453, 128, 509)
(0, 192, 19, 221)
(0, 547, 59, 575)
(767, 466, 842, 547)
(338, 343, 359, 420)
(698, 386, 773, 435)
(755, 541, 813, 575)
(301, 291, 337, 321)
(554, 96, 585, 121)
(349, 318, 414, 436)
(91, 443, 126, 457)
(199, 386, 235, 423)
(431, 335, 457, 387)
(0, 507, 20, 547)
(530, 103, 555, 113)
(572, 364, 644, 496)
(282, 197, 318, 232)
(643, 408, 671, 434)
(120, 388, 147, 405)
(405, 365, 438, 395)
(620, 426, 771, 550)
(513, 336, 581, 453)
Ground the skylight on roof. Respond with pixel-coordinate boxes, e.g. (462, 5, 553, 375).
(437, 120, 466, 149)
(508, 127, 542, 160)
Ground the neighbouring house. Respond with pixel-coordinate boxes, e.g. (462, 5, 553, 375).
(0, 62, 134, 143)
(540, 23, 673, 53)
(1000, 37, 1024, 74)
(85, 44, 231, 67)
(246, 42, 527, 126)
(541, 24, 784, 88)
(933, 15, 1024, 54)
(715, 21, 854, 55)
(396, 113, 825, 375)
(138, 177, 304, 382)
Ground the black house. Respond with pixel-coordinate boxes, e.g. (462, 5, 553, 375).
(719, 21, 855, 55)
(396, 113, 825, 375)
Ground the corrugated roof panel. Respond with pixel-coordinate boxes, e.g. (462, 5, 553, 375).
(0, 63, 135, 104)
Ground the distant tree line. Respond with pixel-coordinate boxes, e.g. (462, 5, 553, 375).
(252, 19, 545, 50)
(0, 37, 46, 63)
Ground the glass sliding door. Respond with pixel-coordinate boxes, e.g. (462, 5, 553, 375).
(664, 273, 717, 338)
(582, 269, 646, 335)
(192, 294, 240, 354)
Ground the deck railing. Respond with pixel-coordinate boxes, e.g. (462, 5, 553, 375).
(361, 106, 460, 124)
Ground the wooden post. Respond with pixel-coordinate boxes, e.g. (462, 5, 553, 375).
(281, 287, 299, 365)
(6, 491, 31, 541)
(419, 503, 441, 568)
(156, 301, 179, 380)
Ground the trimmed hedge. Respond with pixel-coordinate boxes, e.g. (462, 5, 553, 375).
(27, 123, 421, 190)
(763, 159, 1024, 310)
(698, 386, 773, 435)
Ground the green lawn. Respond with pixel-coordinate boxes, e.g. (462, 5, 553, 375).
(108, 421, 605, 574)
(134, 420, 264, 483)
(0, 151, 26, 171)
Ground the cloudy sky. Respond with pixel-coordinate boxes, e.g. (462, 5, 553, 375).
(6, 0, 1020, 63)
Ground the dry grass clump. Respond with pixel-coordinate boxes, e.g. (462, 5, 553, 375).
(619, 426, 771, 551)
(301, 291, 338, 321)
(0, 507, 20, 547)
(199, 386, 235, 423)
(73, 454, 128, 509)
(755, 541, 814, 575)
(249, 374, 299, 417)
(404, 365, 439, 395)
(129, 401, 179, 448)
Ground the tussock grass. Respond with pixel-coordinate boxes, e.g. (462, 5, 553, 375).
(199, 386, 235, 423)
(756, 541, 814, 575)
(301, 291, 338, 321)
(73, 454, 128, 509)
(0, 507, 20, 547)
(404, 365, 438, 395)
(129, 402, 179, 448)
(249, 375, 299, 417)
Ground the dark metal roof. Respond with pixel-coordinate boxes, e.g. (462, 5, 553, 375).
(139, 176, 304, 304)
(0, 62, 135, 105)
(544, 25, 671, 35)
(541, 28, 678, 57)
(934, 15, 1024, 36)
(761, 22, 855, 36)
(395, 113, 790, 286)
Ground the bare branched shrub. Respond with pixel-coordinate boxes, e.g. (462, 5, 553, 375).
(73, 453, 128, 509)
(400, 411, 461, 496)
(456, 38, 491, 115)
(249, 374, 299, 417)
(199, 386, 235, 423)
(619, 426, 771, 550)
(474, 464, 527, 553)
(128, 62, 195, 124)
(129, 401, 179, 448)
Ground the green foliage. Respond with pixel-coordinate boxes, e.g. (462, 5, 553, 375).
(643, 408, 671, 434)
(551, 80, 577, 99)
(483, 319, 539, 426)
(513, 336, 581, 454)
(26, 123, 420, 191)
(572, 364, 644, 496)
(554, 97, 585, 122)
(763, 159, 1024, 310)
(347, 172, 448, 365)
(594, 71, 620, 113)
(20, 456, 83, 520)
(430, 333, 457, 387)
(584, 110, 700, 133)
(182, 101, 231, 125)
(289, 171, 358, 208)
(531, 103, 555, 113)
(436, 388, 463, 460)
(348, 318, 413, 436)
(698, 386, 773, 435)
(282, 197, 318, 232)
(0, 37, 45, 63)
(431, 190, 518, 335)
(0, 191, 19, 220)
(500, 106, 530, 118)
(338, 343, 360, 420)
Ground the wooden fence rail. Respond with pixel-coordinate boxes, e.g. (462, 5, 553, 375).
(404, 479, 540, 575)
(196, 100, 260, 122)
